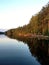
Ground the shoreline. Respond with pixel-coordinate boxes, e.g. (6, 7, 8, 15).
(5, 32, 49, 40)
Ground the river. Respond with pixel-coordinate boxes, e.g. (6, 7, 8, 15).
(0, 35, 41, 65)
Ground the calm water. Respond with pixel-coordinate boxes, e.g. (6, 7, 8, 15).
(0, 35, 40, 65)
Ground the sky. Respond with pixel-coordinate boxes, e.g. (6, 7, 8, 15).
(0, 0, 49, 30)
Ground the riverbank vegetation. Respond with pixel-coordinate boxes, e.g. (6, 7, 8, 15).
(5, 3, 49, 38)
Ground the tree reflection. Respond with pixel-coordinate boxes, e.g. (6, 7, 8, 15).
(7, 35, 49, 65)
(27, 39, 49, 65)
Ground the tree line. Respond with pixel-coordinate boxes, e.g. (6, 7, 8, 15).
(5, 3, 49, 36)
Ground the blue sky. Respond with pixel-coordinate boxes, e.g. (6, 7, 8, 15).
(0, 0, 49, 30)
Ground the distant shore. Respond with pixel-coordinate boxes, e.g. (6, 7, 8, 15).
(0, 32, 5, 34)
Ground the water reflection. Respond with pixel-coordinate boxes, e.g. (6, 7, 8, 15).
(27, 39, 49, 65)
(7, 36, 49, 65)
(0, 35, 41, 65)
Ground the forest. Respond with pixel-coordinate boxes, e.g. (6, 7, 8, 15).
(5, 3, 49, 38)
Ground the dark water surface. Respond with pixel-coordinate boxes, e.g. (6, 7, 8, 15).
(0, 35, 40, 65)
(0, 35, 49, 65)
